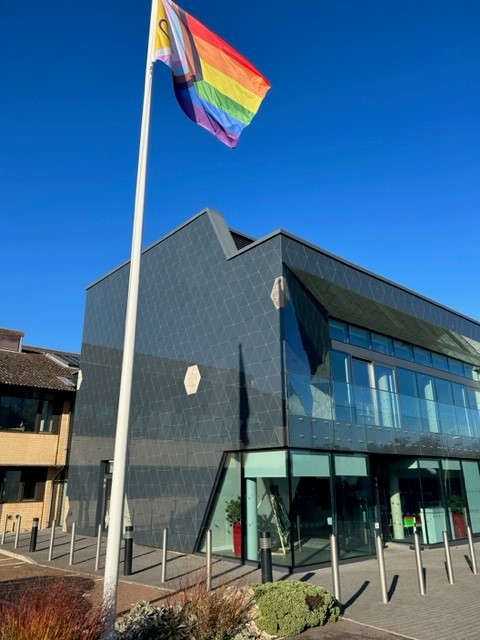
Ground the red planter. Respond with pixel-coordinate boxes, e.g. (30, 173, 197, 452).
(452, 512, 467, 539)
(233, 522, 242, 557)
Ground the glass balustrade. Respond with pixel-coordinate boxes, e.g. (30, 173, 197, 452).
(288, 373, 480, 439)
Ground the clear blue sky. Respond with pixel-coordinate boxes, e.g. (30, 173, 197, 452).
(1, 1, 479, 353)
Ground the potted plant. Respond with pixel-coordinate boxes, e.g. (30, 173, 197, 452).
(447, 495, 467, 538)
(225, 497, 242, 557)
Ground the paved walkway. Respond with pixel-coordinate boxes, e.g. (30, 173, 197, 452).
(1, 528, 480, 639)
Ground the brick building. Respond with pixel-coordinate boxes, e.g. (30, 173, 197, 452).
(0, 328, 78, 533)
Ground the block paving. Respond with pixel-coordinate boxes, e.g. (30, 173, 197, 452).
(2, 529, 480, 640)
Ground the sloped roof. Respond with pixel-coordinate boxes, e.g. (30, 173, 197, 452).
(0, 344, 79, 391)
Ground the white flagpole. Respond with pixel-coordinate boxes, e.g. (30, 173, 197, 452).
(102, 0, 158, 635)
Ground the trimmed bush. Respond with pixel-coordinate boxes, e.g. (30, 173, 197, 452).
(252, 580, 341, 637)
(115, 601, 194, 640)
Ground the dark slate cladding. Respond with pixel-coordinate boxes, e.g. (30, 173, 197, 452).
(230, 230, 255, 251)
(281, 234, 480, 343)
(69, 211, 285, 550)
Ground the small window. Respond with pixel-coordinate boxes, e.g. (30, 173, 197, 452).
(432, 353, 449, 372)
(1, 470, 22, 501)
(463, 364, 476, 380)
(40, 394, 54, 432)
(371, 333, 394, 355)
(0, 395, 38, 431)
(434, 378, 453, 404)
(329, 319, 348, 342)
(0, 468, 47, 502)
(393, 341, 414, 362)
(413, 347, 432, 367)
(452, 383, 468, 407)
(396, 368, 418, 397)
(331, 350, 351, 383)
(448, 358, 465, 377)
(349, 326, 371, 349)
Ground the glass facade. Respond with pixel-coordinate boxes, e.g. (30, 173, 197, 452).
(202, 449, 376, 567)
(375, 456, 480, 544)
(288, 346, 480, 454)
(281, 280, 480, 562)
(329, 319, 479, 382)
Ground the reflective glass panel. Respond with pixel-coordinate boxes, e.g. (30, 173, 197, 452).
(448, 358, 464, 376)
(432, 353, 449, 372)
(371, 333, 394, 355)
(394, 340, 414, 362)
(334, 455, 375, 560)
(352, 360, 375, 424)
(463, 364, 476, 380)
(396, 368, 420, 429)
(329, 320, 348, 342)
(349, 327, 371, 349)
(462, 461, 480, 534)
(331, 350, 350, 383)
(414, 347, 432, 366)
(434, 378, 456, 435)
(442, 459, 467, 541)
(417, 373, 438, 432)
(374, 365, 399, 428)
(244, 451, 291, 566)
(418, 460, 445, 544)
(199, 453, 241, 558)
(291, 451, 332, 566)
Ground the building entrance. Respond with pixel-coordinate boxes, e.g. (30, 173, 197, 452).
(372, 455, 472, 545)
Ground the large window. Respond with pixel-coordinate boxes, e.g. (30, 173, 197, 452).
(330, 351, 480, 437)
(376, 456, 480, 545)
(198, 453, 241, 558)
(201, 450, 376, 567)
(0, 389, 60, 433)
(0, 467, 47, 502)
(0, 395, 38, 431)
(329, 319, 479, 382)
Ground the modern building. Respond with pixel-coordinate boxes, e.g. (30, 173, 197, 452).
(68, 209, 480, 569)
(0, 328, 79, 533)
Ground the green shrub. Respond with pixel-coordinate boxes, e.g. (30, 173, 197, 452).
(252, 580, 341, 637)
(115, 601, 194, 640)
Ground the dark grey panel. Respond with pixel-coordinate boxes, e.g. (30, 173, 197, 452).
(69, 211, 285, 550)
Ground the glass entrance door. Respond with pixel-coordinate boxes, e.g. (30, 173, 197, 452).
(334, 455, 375, 559)
(291, 451, 332, 566)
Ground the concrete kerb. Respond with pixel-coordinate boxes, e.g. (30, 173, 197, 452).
(0, 547, 36, 564)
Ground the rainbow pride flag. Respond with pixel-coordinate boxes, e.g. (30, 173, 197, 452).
(153, 0, 270, 148)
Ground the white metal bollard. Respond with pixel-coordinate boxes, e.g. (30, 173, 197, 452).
(48, 523, 56, 561)
(69, 521, 76, 565)
(161, 528, 168, 583)
(206, 529, 212, 591)
(95, 524, 102, 571)
(14, 515, 22, 549)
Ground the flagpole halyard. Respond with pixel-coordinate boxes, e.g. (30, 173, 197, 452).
(101, 1, 158, 637)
